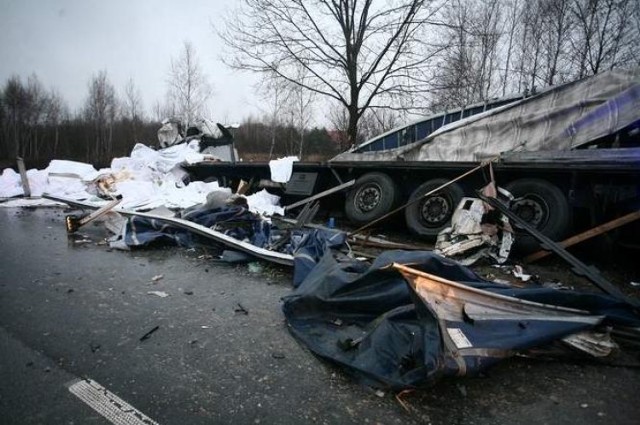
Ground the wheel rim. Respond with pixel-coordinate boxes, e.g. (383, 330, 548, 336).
(511, 195, 547, 228)
(355, 183, 382, 213)
(419, 194, 451, 227)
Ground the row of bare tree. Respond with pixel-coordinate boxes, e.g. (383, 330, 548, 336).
(0, 70, 341, 167)
(222, 0, 640, 145)
(0, 42, 215, 167)
(0, 72, 339, 168)
(430, 0, 638, 110)
(0, 72, 157, 168)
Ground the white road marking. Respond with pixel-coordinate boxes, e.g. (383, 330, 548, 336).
(68, 378, 159, 425)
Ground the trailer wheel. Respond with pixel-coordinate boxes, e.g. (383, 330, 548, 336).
(404, 179, 464, 239)
(345, 172, 399, 224)
(505, 178, 571, 253)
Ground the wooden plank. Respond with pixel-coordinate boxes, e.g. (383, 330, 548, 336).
(16, 157, 31, 198)
(525, 209, 640, 263)
(284, 179, 355, 211)
(66, 197, 123, 232)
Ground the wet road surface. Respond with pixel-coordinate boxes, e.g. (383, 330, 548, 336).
(1, 207, 639, 424)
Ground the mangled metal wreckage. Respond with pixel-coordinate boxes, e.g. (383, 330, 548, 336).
(4, 69, 640, 393)
(42, 190, 640, 391)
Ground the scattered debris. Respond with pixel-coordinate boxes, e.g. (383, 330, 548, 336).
(394, 390, 415, 413)
(562, 330, 618, 357)
(525, 209, 640, 263)
(435, 188, 514, 266)
(65, 196, 122, 233)
(247, 262, 263, 274)
(284, 179, 355, 212)
(283, 250, 640, 390)
(45, 194, 297, 267)
(221, 250, 253, 264)
(3, 98, 639, 397)
(234, 303, 249, 315)
(457, 384, 467, 397)
(139, 325, 160, 342)
(512, 265, 532, 282)
(269, 156, 298, 183)
(480, 193, 640, 308)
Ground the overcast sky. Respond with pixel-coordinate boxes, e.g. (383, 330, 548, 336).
(0, 0, 263, 124)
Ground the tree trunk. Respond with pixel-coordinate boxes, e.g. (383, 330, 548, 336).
(347, 104, 359, 150)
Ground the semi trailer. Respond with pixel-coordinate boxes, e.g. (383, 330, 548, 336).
(185, 69, 640, 252)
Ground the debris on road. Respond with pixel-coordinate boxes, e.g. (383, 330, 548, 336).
(234, 303, 249, 315)
(139, 325, 160, 342)
(435, 193, 513, 266)
(2, 71, 640, 396)
(480, 192, 640, 308)
(524, 209, 640, 263)
(65, 196, 122, 233)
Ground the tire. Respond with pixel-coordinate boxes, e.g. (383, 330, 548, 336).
(404, 179, 464, 239)
(505, 178, 571, 253)
(345, 172, 399, 224)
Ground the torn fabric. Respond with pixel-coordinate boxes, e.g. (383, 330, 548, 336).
(282, 250, 640, 390)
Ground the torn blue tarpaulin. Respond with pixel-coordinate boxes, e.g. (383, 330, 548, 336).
(122, 204, 347, 276)
(124, 205, 265, 248)
(291, 229, 346, 287)
(282, 250, 640, 390)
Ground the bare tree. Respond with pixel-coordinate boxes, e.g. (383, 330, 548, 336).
(167, 41, 212, 128)
(123, 78, 143, 122)
(633, 2, 640, 65)
(1, 74, 50, 158)
(122, 78, 144, 142)
(569, 0, 636, 78)
(471, 0, 502, 99)
(516, 1, 546, 92)
(84, 71, 117, 163)
(2, 75, 28, 157)
(45, 89, 67, 157)
(257, 76, 287, 159)
(430, 0, 502, 109)
(284, 62, 316, 159)
(501, 0, 524, 95)
(328, 102, 352, 151)
(358, 108, 400, 142)
(221, 0, 444, 144)
(430, 0, 475, 110)
(540, 0, 573, 85)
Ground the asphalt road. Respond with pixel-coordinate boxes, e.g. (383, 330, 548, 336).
(1, 207, 639, 425)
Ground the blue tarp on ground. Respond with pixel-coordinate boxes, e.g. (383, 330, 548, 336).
(282, 250, 640, 390)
